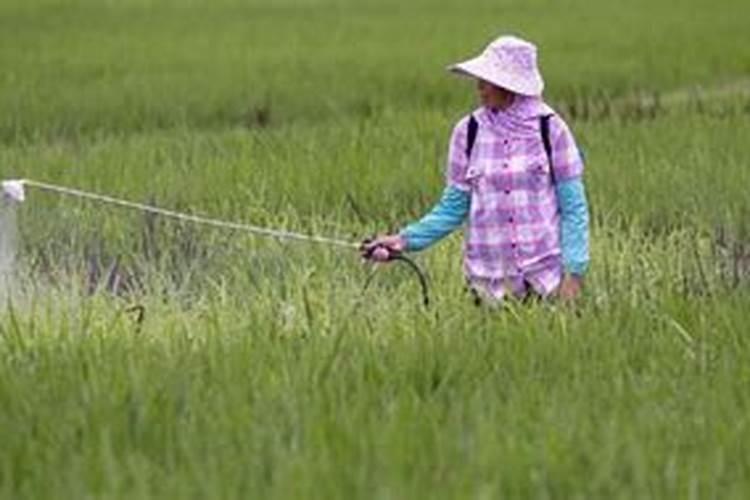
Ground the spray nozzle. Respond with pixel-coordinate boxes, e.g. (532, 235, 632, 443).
(1, 180, 25, 203)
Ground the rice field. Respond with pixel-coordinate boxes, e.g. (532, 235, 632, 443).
(1, 0, 750, 498)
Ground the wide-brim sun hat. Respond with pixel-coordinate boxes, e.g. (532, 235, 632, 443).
(448, 35, 545, 97)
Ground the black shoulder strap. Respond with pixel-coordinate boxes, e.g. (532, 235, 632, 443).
(540, 114, 555, 185)
(465, 115, 478, 159)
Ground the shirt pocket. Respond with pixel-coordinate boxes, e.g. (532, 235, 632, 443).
(464, 146, 489, 189)
(464, 160, 482, 185)
(519, 137, 552, 191)
(526, 159, 553, 192)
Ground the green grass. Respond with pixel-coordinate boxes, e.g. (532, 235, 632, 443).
(2, 291, 750, 498)
(1, 0, 750, 498)
(1, 0, 749, 140)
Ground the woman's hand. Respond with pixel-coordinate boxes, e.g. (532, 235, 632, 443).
(558, 274, 583, 302)
(360, 234, 406, 262)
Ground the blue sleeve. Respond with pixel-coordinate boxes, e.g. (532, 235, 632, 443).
(399, 185, 470, 251)
(556, 177, 590, 276)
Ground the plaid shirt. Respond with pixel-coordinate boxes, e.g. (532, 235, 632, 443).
(447, 100, 584, 298)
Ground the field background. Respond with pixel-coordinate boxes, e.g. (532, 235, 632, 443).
(1, 0, 750, 498)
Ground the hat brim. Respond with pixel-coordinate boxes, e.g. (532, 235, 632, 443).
(448, 56, 544, 97)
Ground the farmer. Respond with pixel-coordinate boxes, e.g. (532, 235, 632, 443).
(362, 35, 590, 303)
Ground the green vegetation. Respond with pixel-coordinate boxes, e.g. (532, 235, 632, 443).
(1, 0, 749, 498)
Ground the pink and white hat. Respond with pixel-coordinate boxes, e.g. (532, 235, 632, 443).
(448, 35, 545, 96)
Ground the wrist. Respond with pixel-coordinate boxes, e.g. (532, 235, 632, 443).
(562, 272, 584, 285)
(564, 261, 588, 277)
(397, 231, 411, 251)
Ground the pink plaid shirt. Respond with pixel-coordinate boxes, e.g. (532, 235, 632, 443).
(447, 98, 584, 299)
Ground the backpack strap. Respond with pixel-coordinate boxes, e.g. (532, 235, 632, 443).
(540, 114, 555, 185)
(465, 114, 478, 159)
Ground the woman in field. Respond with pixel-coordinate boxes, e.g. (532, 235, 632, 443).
(363, 35, 590, 303)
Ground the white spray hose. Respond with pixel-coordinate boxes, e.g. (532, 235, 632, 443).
(2, 179, 359, 249)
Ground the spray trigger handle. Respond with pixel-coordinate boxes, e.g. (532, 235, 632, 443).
(360, 238, 401, 262)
